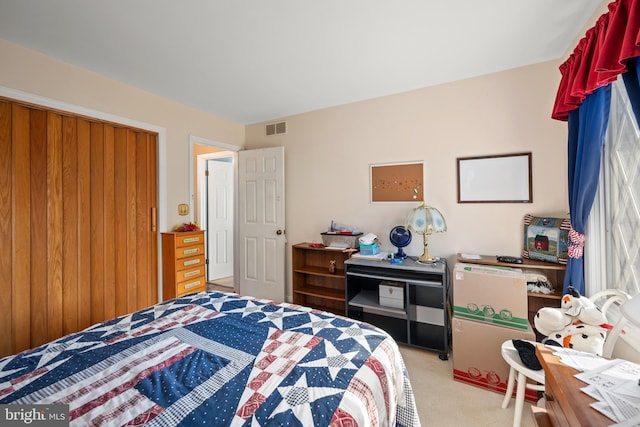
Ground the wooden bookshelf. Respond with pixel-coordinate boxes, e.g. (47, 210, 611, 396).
(292, 243, 355, 316)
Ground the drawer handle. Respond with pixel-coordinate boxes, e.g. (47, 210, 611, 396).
(183, 280, 202, 290)
(183, 248, 200, 255)
(183, 237, 201, 244)
(184, 270, 201, 278)
(183, 259, 201, 266)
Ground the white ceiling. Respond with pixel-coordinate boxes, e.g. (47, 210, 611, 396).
(0, 1, 602, 125)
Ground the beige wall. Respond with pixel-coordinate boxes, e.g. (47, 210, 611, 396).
(0, 39, 245, 231)
(246, 60, 570, 297)
(1, 38, 571, 301)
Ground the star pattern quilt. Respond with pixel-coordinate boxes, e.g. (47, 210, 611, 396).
(0, 291, 420, 426)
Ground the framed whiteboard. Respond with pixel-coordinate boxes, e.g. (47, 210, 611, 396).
(457, 152, 532, 203)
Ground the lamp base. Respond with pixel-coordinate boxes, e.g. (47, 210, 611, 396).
(416, 254, 438, 264)
(417, 233, 438, 263)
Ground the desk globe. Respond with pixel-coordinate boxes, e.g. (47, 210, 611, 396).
(389, 225, 412, 259)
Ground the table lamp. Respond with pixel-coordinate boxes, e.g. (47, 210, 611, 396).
(406, 202, 447, 263)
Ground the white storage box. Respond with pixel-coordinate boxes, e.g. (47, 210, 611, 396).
(379, 281, 404, 309)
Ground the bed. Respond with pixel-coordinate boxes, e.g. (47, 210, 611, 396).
(0, 291, 420, 426)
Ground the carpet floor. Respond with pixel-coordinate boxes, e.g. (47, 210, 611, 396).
(399, 345, 535, 426)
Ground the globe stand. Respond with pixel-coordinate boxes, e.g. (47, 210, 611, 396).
(394, 247, 408, 259)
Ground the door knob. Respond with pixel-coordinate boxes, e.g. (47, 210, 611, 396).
(276, 229, 283, 235)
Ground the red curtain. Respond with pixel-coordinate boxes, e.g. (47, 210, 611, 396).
(552, 0, 640, 121)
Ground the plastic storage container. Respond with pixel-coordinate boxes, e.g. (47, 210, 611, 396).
(321, 232, 362, 249)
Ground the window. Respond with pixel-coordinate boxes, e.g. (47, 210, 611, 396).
(604, 81, 640, 297)
(588, 79, 640, 297)
(587, 79, 640, 351)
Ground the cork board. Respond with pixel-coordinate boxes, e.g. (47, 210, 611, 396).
(370, 162, 424, 202)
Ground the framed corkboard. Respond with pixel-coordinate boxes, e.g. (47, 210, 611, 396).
(370, 161, 424, 202)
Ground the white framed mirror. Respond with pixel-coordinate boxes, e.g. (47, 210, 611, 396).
(457, 152, 532, 203)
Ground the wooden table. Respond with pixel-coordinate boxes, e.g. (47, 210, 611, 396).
(534, 345, 612, 426)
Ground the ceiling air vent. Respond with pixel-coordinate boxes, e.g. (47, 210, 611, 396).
(265, 121, 287, 136)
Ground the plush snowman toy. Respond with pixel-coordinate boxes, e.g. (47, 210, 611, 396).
(534, 287, 611, 356)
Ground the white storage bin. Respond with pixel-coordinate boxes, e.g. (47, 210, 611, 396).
(379, 281, 404, 309)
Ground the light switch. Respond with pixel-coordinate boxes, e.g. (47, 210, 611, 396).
(178, 204, 189, 216)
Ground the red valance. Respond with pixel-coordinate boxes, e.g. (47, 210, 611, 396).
(552, 0, 640, 120)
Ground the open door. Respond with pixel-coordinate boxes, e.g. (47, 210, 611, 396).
(238, 147, 286, 301)
(206, 158, 234, 281)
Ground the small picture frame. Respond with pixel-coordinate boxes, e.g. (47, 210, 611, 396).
(370, 161, 424, 203)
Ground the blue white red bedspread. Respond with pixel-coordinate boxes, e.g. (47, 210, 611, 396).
(0, 292, 420, 426)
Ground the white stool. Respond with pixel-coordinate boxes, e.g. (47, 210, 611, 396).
(500, 340, 545, 427)
(500, 289, 632, 427)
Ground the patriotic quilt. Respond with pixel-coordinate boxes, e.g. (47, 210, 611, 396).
(0, 291, 420, 426)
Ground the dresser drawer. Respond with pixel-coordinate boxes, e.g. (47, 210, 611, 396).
(176, 264, 206, 283)
(176, 276, 206, 296)
(175, 254, 205, 271)
(175, 244, 205, 259)
(176, 233, 204, 247)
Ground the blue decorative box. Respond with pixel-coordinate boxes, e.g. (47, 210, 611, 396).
(522, 214, 570, 264)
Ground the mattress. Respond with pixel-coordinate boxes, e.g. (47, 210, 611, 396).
(0, 291, 420, 426)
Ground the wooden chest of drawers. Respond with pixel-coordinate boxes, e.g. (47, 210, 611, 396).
(161, 231, 207, 300)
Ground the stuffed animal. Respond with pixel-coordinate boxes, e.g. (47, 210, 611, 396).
(534, 287, 612, 356)
(560, 289, 608, 325)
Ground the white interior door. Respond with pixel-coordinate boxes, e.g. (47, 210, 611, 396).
(207, 158, 234, 281)
(238, 147, 286, 301)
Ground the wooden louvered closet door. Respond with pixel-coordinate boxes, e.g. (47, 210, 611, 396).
(0, 98, 158, 357)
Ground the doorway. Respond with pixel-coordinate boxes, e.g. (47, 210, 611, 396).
(204, 155, 233, 282)
(191, 136, 241, 291)
(191, 138, 286, 301)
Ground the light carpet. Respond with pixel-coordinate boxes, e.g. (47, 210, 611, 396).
(399, 345, 535, 426)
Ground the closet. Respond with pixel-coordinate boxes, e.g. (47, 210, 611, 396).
(0, 98, 158, 357)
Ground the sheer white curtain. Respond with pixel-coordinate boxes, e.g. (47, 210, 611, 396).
(586, 78, 640, 298)
(585, 78, 640, 353)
